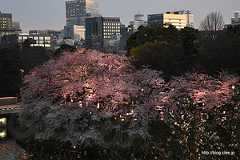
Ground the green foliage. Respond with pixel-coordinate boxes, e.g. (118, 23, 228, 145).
(197, 30, 240, 73)
(20, 47, 50, 73)
(0, 46, 51, 96)
(181, 27, 198, 56)
(23, 38, 36, 48)
(54, 44, 77, 56)
(128, 25, 240, 76)
(127, 25, 181, 50)
(233, 85, 240, 101)
(0, 47, 21, 96)
(130, 41, 184, 75)
(128, 26, 198, 75)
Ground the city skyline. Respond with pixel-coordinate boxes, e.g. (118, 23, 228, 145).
(0, 0, 239, 31)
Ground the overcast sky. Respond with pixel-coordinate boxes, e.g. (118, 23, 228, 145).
(0, 0, 239, 32)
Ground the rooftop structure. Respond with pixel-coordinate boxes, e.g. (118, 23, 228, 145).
(231, 11, 240, 25)
(148, 10, 194, 29)
(0, 11, 12, 30)
(66, 0, 88, 26)
(18, 33, 51, 48)
(85, 16, 121, 51)
(129, 14, 147, 32)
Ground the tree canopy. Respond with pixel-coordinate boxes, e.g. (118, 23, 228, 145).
(127, 22, 240, 76)
(19, 49, 240, 159)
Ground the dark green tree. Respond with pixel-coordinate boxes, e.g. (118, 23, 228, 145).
(0, 47, 21, 96)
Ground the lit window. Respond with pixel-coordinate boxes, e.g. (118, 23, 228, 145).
(0, 130, 7, 139)
(0, 118, 7, 126)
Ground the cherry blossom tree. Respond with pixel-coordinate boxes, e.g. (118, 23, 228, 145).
(19, 49, 240, 159)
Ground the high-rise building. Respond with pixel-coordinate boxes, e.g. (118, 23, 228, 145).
(12, 22, 21, 30)
(0, 11, 12, 30)
(148, 10, 194, 29)
(85, 17, 121, 51)
(28, 30, 62, 48)
(0, 12, 21, 44)
(129, 14, 147, 32)
(65, 0, 90, 39)
(29, 30, 61, 39)
(231, 11, 240, 25)
(73, 25, 86, 40)
(18, 33, 51, 48)
(224, 11, 240, 31)
(65, 0, 88, 26)
(147, 14, 163, 26)
(120, 24, 129, 51)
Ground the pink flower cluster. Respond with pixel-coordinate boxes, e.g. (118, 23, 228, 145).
(22, 49, 240, 120)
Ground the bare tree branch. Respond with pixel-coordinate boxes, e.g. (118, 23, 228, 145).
(200, 11, 224, 39)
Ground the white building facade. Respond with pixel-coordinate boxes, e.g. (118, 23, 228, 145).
(18, 33, 51, 48)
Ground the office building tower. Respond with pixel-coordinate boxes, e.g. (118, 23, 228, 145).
(148, 10, 194, 29)
(224, 11, 240, 31)
(85, 16, 121, 51)
(65, 0, 91, 39)
(129, 14, 147, 32)
(18, 33, 51, 48)
(12, 22, 21, 31)
(66, 0, 88, 26)
(0, 11, 21, 44)
(231, 11, 240, 25)
(0, 11, 12, 30)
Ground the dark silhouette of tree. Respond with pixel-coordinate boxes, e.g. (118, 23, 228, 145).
(23, 38, 36, 48)
(20, 47, 50, 73)
(181, 27, 199, 56)
(0, 47, 21, 97)
(128, 25, 199, 75)
(200, 11, 224, 39)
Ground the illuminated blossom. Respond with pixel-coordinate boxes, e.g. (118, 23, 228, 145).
(20, 49, 240, 159)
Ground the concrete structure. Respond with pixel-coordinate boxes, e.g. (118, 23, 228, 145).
(64, 25, 85, 40)
(65, 0, 91, 39)
(147, 14, 163, 26)
(85, 17, 102, 50)
(0, 104, 22, 115)
(129, 14, 147, 32)
(0, 34, 18, 47)
(106, 33, 121, 53)
(29, 30, 61, 38)
(0, 97, 23, 140)
(231, 11, 240, 25)
(148, 10, 194, 29)
(12, 22, 21, 31)
(73, 25, 85, 40)
(120, 24, 129, 51)
(0, 11, 12, 30)
(18, 33, 51, 48)
(66, 0, 88, 26)
(0, 12, 21, 44)
(224, 11, 240, 31)
(29, 29, 62, 47)
(0, 97, 22, 115)
(85, 16, 121, 51)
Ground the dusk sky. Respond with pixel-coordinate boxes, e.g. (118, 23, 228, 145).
(0, 0, 239, 32)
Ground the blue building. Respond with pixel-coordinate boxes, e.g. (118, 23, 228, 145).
(85, 16, 121, 51)
(65, 0, 90, 39)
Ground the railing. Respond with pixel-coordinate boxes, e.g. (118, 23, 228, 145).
(0, 104, 23, 114)
(0, 97, 23, 114)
